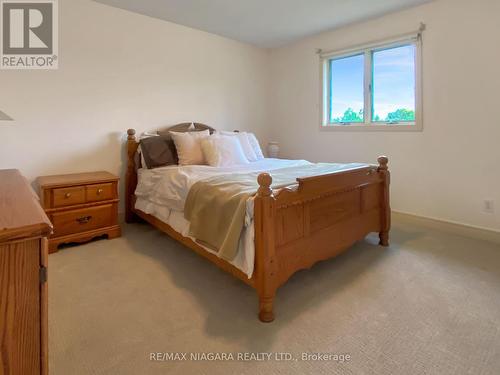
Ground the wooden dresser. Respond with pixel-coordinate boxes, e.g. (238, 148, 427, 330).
(37, 171, 121, 253)
(0, 169, 52, 375)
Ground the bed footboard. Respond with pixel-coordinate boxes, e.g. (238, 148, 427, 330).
(253, 156, 390, 322)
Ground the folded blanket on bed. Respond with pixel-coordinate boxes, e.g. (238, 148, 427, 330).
(184, 163, 366, 261)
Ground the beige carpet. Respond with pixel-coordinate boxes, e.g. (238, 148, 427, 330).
(49, 217, 500, 375)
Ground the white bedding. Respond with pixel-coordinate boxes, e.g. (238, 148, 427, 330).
(135, 158, 312, 211)
(135, 158, 312, 278)
(134, 158, 366, 278)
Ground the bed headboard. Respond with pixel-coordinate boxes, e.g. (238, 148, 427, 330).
(125, 122, 215, 222)
(159, 122, 215, 135)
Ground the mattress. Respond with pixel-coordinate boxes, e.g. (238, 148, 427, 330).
(135, 158, 312, 278)
(134, 158, 365, 278)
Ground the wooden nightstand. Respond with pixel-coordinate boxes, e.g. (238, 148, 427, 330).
(37, 171, 121, 253)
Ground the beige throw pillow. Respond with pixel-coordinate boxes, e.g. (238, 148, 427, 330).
(169, 130, 210, 165)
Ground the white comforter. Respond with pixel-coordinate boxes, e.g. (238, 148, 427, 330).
(135, 158, 312, 211)
(135, 158, 370, 278)
(135, 158, 312, 278)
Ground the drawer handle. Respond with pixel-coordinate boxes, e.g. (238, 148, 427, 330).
(65, 192, 72, 198)
(97, 188, 103, 195)
(76, 215, 92, 224)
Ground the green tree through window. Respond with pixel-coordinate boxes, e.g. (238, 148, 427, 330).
(385, 108, 415, 122)
(333, 108, 414, 123)
(333, 108, 363, 123)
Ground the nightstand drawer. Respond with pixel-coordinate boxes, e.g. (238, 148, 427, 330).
(50, 204, 115, 237)
(86, 183, 114, 202)
(53, 186, 85, 207)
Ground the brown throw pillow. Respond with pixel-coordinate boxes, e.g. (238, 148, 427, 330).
(139, 136, 178, 169)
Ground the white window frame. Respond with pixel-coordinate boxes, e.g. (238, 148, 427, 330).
(320, 33, 423, 132)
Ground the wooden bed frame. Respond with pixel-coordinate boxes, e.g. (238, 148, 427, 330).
(125, 123, 390, 322)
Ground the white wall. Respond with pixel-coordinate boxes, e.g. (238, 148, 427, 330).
(269, 0, 500, 232)
(0, 0, 270, 204)
(2, 0, 499, 232)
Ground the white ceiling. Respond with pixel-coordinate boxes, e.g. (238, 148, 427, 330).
(95, 0, 433, 48)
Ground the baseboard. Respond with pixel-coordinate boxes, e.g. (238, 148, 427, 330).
(392, 210, 500, 245)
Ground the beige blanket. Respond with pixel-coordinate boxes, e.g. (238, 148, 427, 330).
(184, 163, 365, 261)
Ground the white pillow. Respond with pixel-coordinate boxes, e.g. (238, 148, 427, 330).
(169, 130, 210, 165)
(216, 131, 258, 162)
(201, 135, 250, 167)
(246, 132, 264, 160)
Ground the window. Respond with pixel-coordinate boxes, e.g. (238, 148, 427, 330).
(329, 54, 365, 124)
(321, 35, 421, 130)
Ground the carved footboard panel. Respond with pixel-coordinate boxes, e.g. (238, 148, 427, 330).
(254, 157, 390, 322)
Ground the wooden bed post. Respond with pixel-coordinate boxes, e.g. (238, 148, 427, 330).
(254, 173, 278, 322)
(377, 156, 390, 246)
(125, 129, 138, 223)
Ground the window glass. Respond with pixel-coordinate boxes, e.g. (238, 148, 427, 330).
(372, 44, 416, 123)
(329, 54, 365, 124)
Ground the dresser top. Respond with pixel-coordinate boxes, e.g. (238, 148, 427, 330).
(37, 171, 118, 188)
(0, 169, 53, 242)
